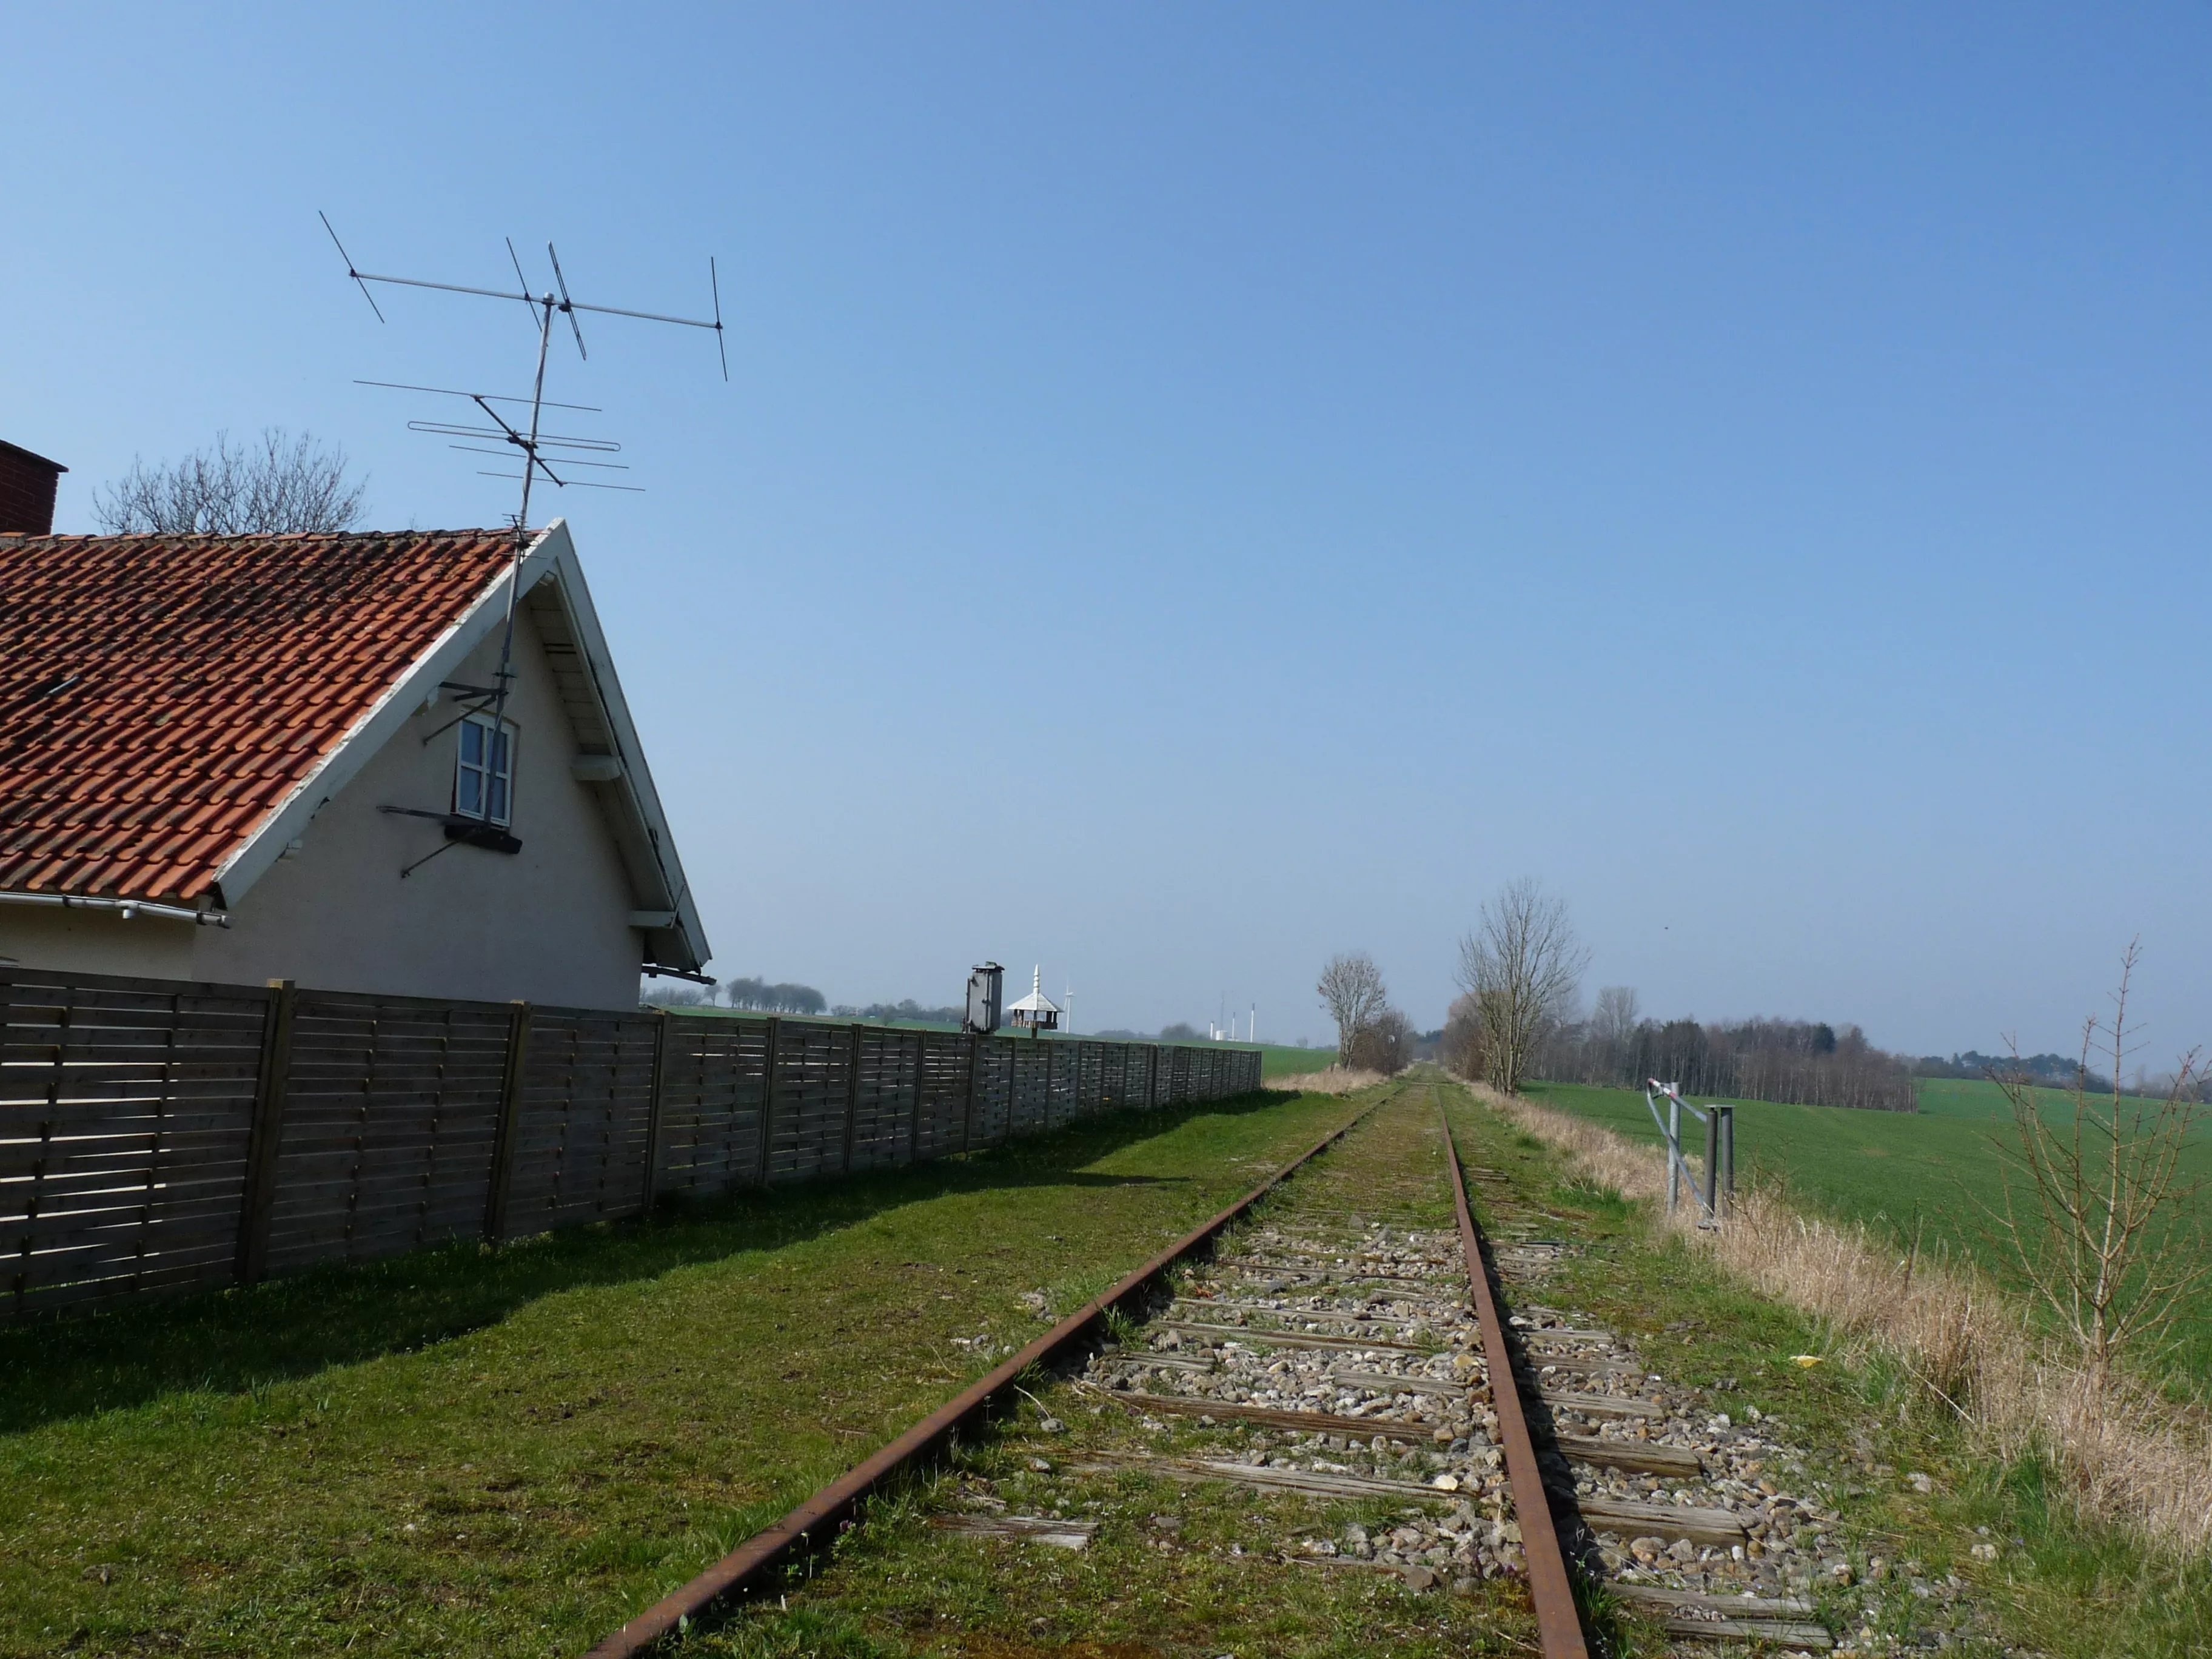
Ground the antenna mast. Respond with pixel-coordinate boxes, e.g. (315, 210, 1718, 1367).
(319, 212, 725, 739)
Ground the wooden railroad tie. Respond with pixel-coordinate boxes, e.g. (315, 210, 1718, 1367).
(1151, 1319, 1447, 1358)
(1073, 1449, 1477, 1504)
(1100, 1387, 1469, 1443)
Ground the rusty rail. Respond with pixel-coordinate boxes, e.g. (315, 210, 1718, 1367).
(581, 1085, 1399, 1657)
(1442, 1104, 1592, 1659)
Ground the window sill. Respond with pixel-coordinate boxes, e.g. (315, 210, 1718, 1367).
(443, 817, 523, 855)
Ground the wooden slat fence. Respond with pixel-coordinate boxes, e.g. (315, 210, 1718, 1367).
(1, 966, 1262, 1319)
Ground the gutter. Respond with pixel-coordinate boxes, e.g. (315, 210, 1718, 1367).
(0, 891, 232, 927)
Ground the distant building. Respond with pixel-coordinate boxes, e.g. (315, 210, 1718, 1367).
(1007, 965, 1061, 1032)
(0, 498, 708, 1008)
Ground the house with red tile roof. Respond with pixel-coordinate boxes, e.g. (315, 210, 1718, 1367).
(0, 508, 710, 1009)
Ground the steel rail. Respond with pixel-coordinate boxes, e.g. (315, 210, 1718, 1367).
(1441, 1102, 1592, 1659)
(581, 1084, 1399, 1657)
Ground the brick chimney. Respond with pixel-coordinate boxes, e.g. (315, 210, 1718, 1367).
(0, 440, 67, 535)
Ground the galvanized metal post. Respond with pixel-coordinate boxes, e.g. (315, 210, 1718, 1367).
(1666, 1093, 1681, 1215)
(1720, 1105, 1736, 1213)
(1704, 1105, 1720, 1222)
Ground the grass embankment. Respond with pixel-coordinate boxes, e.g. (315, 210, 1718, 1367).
(1501, 1079, 2212, 1658)
(1524, 1076, 2212, 1390)
(0, 1088, 1352, 1658)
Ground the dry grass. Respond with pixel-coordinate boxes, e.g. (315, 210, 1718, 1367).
(1467, 1081, 2212, 1555)
(1272, 1067, 1390, 1096)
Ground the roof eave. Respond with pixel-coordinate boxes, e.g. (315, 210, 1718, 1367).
(530, 529, 712, 974)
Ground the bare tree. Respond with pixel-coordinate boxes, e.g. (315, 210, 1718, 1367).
(1456, 879, 1589, 1094)
(92, 429, 367, 535)
(1984, 942, 2210, 1388)
(1591, 985, 1640, 1045)
(1316, 952, 1389, 1068)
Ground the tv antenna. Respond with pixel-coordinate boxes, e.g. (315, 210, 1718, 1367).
(318, 212, 726, 808)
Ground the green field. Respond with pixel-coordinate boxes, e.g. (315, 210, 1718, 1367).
(1522, 1076, 2212, 1392)
(1252, 1041, 1336, 1078)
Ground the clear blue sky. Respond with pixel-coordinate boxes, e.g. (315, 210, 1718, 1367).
(9, 5, 2211, 1057)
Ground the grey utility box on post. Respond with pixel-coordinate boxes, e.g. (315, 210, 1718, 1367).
(964, 962, 1004, 1034)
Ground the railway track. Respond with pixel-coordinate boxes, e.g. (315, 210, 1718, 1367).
(595, 1080, 1862, 1656)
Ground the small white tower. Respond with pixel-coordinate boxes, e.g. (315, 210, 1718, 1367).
(1007, 965, 1062, 1035)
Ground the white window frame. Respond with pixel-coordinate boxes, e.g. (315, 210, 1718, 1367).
(454, 713, 518, 828)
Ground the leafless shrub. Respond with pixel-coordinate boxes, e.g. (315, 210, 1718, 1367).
(1347, 1007, 1416, 1075)
(92, 429, 367, 535)
(1983, 942, 2210, 1390)
(1316, 953, 1389, 1068)
(1483, 1081, 2212, 1553)
(1455, 879, 1588, 1094)
(1438, 992, 1484, 1080)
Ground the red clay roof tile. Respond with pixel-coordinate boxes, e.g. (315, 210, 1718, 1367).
(0, 529, 517, 906)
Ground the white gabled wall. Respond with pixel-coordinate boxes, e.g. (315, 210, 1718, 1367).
(188, 605, 645, 1008)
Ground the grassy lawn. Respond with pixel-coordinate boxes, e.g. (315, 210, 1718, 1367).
(0, 1087, 1354, 1658)
(1523, 1077, 2212, 1391)
(1440, 1082, 2212, 1659)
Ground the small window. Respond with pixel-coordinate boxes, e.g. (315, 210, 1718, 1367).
(455, 714, 517, 827)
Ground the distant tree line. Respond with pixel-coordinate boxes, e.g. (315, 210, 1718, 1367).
(1420, 880, 1917, 1113)
(1093, 1023, 1247, 1044)
(1913, 1050, 2117, 1094)
(1523, 985, 1919, 1112)
(830, 998, 965, 1025)
(642, 977, 829, 1014)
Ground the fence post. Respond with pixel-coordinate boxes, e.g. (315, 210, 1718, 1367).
(235, 979, 297, 1285)
(640, 1009, 672, 1216)
(484, 1000, 532, 1242)
(842, 1023, 863, 1171)
(0, 966, 17, 1318)
(907, 1031, 923, 1164)
(960, 1033, 982, 1153)
(755, 1017, 782, 1186)
(1717, 1106, 1735, 1217)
